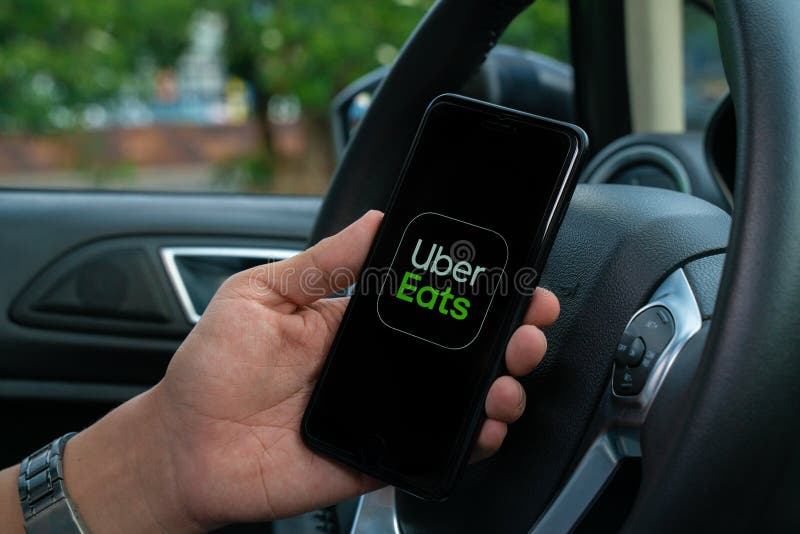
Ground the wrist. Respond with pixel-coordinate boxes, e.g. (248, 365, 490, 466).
(0, 464, 24, 533)
(63, 385, 201, 533)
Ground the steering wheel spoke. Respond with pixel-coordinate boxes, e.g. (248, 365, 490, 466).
(531, 268, 702, 533)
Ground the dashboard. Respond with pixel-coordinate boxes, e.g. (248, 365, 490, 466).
(580, 94, 734, 213)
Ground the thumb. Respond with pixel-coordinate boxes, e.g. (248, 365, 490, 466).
(239, 210, 383, 310)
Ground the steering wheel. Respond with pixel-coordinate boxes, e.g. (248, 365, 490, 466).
(306, 0, 800, 531)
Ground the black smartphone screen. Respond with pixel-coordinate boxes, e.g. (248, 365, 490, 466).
(303, 95, 584, 499)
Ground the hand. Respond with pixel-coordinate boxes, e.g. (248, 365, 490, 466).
(54, 210, 559, 532)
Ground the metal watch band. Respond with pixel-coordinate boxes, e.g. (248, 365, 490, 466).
(18, 432, 89, 534)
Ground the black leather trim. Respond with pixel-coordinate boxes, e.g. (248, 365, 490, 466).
(682, 253, 725, 320)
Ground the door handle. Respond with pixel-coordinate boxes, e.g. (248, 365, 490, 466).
(160, 247, 299, 323)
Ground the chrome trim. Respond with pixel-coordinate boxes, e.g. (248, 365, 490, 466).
(530, 430, 641, 534)
(160, 246, 299, 323)
(530, 268, 703, 533)
(612, 268, 703, 419)
(350, 486, 400, 534)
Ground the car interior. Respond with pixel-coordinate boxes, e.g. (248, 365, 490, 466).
(2, 0, 798, 532)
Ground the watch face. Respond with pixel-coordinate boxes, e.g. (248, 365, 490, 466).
(377, 212, 508, 350)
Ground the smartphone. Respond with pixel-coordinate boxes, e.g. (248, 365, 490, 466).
(302, 93, 587, 500)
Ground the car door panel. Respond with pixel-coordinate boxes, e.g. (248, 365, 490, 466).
(0, 190, 320, 467)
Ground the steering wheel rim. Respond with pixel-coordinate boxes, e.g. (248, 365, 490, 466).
(310, 0, 800, 531)
(622, 1, 800, 530)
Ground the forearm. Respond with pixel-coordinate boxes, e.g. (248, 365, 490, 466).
(0, 464, 24, 533)
(2, 387, 201, 533)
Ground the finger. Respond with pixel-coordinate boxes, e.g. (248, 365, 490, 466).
(485, 376, 526, 424)
(522, 287, 560, 327)
(241, 210, 383, 309)
(470, 418, 508, 463)
(505, 325, 548, 377)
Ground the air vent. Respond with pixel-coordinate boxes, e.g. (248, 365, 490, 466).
(584, 145, 691, 193)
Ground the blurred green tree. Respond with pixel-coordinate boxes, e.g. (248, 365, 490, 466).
(503, 0, 569, 62)
(0, 0, 195, 132)
(217, 0, 568, 119)
(212, 0, 568, 188)
(0, 0, 568, 134)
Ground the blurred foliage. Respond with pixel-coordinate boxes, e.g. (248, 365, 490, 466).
(503, 0, 569, 63)
(213, 149, 274, 189)
(222, 0, 432, 114)
(0, 0, 569, 133)
(0, 0, 194, 132)
(220, 0, 568, 115)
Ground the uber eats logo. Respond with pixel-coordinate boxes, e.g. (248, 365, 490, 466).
(377, 212, 508, 350)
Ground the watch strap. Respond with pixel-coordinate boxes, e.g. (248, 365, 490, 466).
(18, 433, 88, 534)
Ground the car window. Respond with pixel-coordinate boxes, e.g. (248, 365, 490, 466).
(684, 2, 728, 130)
(0, 0, 568, 194)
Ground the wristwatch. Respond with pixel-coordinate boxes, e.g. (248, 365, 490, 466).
(18, 433, 89, 533)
